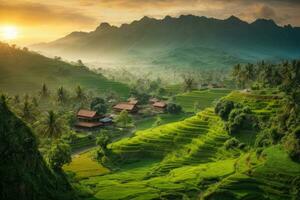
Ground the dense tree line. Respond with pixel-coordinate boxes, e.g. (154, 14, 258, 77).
(227, 60, 300, 161)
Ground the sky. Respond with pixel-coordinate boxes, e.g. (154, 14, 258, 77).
(0, 0, 300, 45)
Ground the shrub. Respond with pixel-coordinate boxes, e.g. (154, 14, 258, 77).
(215, 99, 235, 120)
(90, 97, 107, 115)
(47, 141, 71, 171)
(167, 103, 182, 114)
(115, 110, 133, 127)
(226, 107, 255, 134)
(251, 83, 260, 90)
(255, 128, 283, 148)
(284, 127, 300, 162)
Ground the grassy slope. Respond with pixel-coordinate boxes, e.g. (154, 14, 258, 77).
(175, 89, 232, 112)
(0, 43, 129, 96)
(64, 151, 109, 179)
(66, 91, 300, 200)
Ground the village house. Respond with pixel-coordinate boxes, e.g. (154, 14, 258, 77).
(152, 101, 167, 111)
(75, 109, 103, 130)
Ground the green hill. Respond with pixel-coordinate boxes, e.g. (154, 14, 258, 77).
(0, 96, 77, 200)
(0, 42, 129, 96)
(65, 91, 300, 200)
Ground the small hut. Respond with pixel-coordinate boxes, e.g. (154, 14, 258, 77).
(152, 101, 167, 111)
(75, 109, 103, 130)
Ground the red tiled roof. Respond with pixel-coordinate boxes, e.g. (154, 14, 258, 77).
(75, 122, 103, 128)
(113, 103, 136, 111)
(77, 109, 97, 118)
(153, 101, 167, 108)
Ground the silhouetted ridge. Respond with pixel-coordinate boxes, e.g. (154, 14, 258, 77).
(225, 15, 247, 25)
(251, 18, 278, 28)
(32, 14, 300, 67)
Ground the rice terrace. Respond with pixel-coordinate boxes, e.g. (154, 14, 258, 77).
(1, 1, 300, 200)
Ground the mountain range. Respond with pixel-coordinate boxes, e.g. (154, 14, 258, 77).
(32, 15, 300, 69)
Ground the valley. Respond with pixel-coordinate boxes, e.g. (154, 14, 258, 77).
(1, 6, 300, 200)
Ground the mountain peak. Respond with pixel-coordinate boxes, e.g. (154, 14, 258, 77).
(179, 14, 199, 20)
(163, 15, 173, 21)
(95, 22, 117, 32)
(252, 18, 277, 27)
(98, 22, 112, 29)
(225, 15, 245, 24)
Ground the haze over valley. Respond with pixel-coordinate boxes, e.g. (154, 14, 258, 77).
(32, 15, 300, 71)
(1, 1, 300, 200)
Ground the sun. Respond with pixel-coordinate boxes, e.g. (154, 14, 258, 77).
(1, 26, 18, 40)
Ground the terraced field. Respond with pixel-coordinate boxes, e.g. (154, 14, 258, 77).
(64, 151, 109, 179)
(110, 108, 225, 163)
(202, 146, 300, 200)
(175, 89, 232, 112)
(65, 91, 300, 200)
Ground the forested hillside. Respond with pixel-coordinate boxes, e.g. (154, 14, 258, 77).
(0, 42, 129, 96)
(0, 96, 77, 200)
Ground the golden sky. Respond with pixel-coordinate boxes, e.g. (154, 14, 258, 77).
(0, 0, 300, 45)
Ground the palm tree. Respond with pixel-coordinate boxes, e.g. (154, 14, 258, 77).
(13, 95, 20, 104)
(40, 83, 50, 98)
(24, 94, 30, 102)
(22, 100, 32, 120)
(232, 64, 242, 88)
(244, 63, 255, 84)
(261, 65, 273, 87)
(32, 97, 39, 107)
(36, 110, 65, 138)
(75, 86, 86, 101)
(57, 86, 67, 103)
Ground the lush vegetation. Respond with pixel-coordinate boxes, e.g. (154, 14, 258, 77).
(2, 53, 300, 200)
(66, 88, 300, 199)
(61, 61, 300, 200)
(0, 96, 77, 200)
(0, 42, 129, 96)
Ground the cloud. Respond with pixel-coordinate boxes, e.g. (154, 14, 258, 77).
(0, 2, 96, 27)
(254, 5, 277, 19)
(75, 0, 300, 25)
(237, 3, 297, 25)
(1, 0, 300, 45)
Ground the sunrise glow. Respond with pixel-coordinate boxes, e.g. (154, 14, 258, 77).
(1, 26, 18, 40)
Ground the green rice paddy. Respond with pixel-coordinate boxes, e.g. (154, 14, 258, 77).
(64, 91, 300, 200)
(175, 89, 232, 112)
